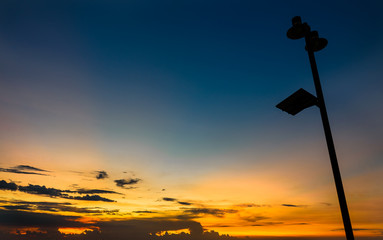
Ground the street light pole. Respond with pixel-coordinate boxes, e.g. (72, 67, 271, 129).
(305, 30, 355, 240)
(277, 16, 355, 240)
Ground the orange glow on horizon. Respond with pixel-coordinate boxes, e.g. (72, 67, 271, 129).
(59, 227, 98, 235)
(9, 227, 46, 235)
(156, 228, 191, 236)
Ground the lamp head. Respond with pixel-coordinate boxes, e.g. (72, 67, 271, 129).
(276, 88, 318, 115)
(305, 31, 328, 52)
(286, 16, 309, 40)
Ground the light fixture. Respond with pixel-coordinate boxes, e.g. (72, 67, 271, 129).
(276, 88, 317, 115)
(305, 31, 328, 52)
(286, 16, 308, 40)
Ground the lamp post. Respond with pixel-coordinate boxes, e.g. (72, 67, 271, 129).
(276, 16, 354, 240)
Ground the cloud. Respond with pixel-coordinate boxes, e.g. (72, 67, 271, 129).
(251, 221, 284, 226)
(19, 184, 62, 197)
(0, 200, 119, 214)
(163, 197, 177, 202)
(96, 171, 108, 179)
(15, 165, 49, 172)
(0, 165, 49, 176)
(97, 219, 203, 240)
(71, 195, 115, 202)
(162, 197, 192, 206)
(281, 204, 306, 208)
(2, 205, 31, 211)
(0, 211, 206, 240)
(240, 215, 268, 223)
(114, 178, 141, 188)
(182, 208, 238, 218)
(235, 203, 265, 208)
(75, 188, 121, 195)
(177, 201, 192, 206)
(0, 180, 18, 191)
(0, 180, 116, 202)
(0, 210, 248, 240)
(133, 210, 157, 214)
(0, 209, 83, 228)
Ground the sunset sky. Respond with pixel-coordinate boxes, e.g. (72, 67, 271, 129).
(1, 0, 383, 239)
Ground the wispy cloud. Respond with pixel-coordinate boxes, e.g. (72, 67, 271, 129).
(331, 228, 383, 232)
(235, 203, 266, 208)
(251, 221, 285, 226)
(75, 188, 121, 195)
(0, 200, 119, 214)
(178, 201, 192, 206)
(182, 208, 238, 218)
(71, 195, 115, 202)
(281, 204, 307, 208)
(0, 180, 116, 202)
(0, 165, 49, 176)
(320, 202, 332, 206)
(133, 210, 157, 214)
(162, 197, 192, 206)
(240, 215, 268, 223)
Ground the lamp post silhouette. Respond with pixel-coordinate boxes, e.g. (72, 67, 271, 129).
(276, 16, 354, 240)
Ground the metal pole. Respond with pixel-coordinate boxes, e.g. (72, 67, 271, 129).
(305, 34, 355, 240)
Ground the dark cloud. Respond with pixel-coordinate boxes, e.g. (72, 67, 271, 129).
(2, 205, 31, 211)
(281, 204, 306, 208)
(133, 210, 157, 214)
(15, 165, 49, 172)
(0, 180, 18, 191)
(162, 197, 192, 206)
(0, 165, 49, 176)
(0, 210, 299, 240)
(96, 171, 108, 179)
(0, 180, 116, 203)
(163, 197, 177, 202)
(97, 219, 203, 240)
(114, 178, 141, 188)
(0, 200, 119, 214)
(182, 208, 238, 218)
(0, 209, 83, 228)
(75, 188, 121, 195)
(206, 224, 235, 228)
(71, 194, 115, 202)
(177, 201, 192, 206)
(19, 184, 62, 197)
(0, 214, 207, 240)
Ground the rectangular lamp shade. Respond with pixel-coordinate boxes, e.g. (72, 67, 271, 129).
(276, 88, 318, 115)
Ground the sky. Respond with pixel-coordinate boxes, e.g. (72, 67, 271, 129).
(0, 0, 383, 239)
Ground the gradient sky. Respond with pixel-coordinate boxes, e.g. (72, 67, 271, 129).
(1, 0, 383, 239)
